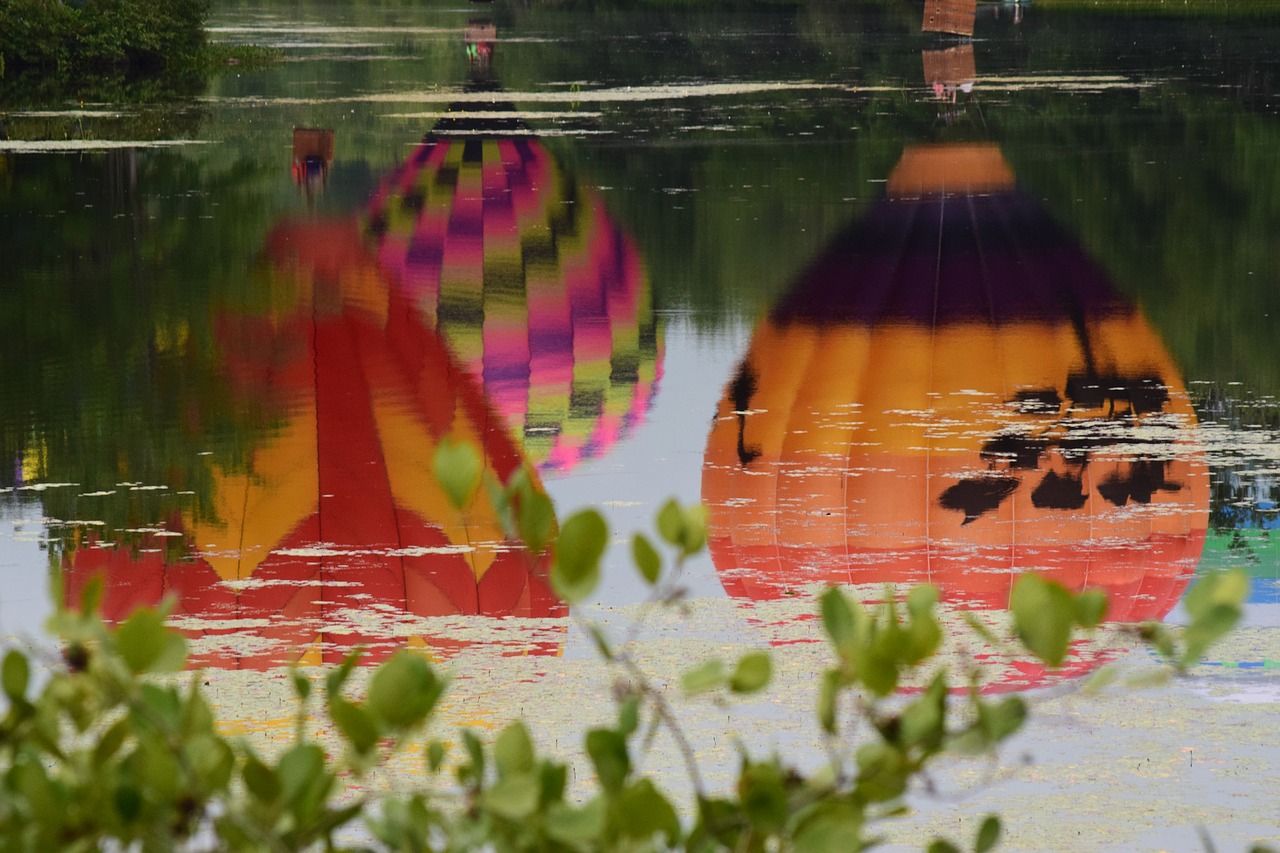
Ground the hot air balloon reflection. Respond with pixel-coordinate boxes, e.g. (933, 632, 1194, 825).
(64, 217, 566, 670)
(366, 84, 662, 477)
(922, 0, 977, 37)
(923, 44, 976, 108)
(292, 127, 334, 198)
(703, 143, 1209, 692)
(465, 18, 496, 73)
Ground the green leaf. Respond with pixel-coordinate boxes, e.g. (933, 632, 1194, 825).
(1138, 622, 1176, 660)
(681, 659, 727, 695)
(326, 649, 361, 697)
(551, 509, 608, 603)
(656, 499, 709, 556)
(926, 841, 962, 853)
(792, 800, 864, 853)
(366, 650, 443, 731)
(1180, 570, 1248, 668)
(585, 728, 630, 794)
(818, 668, 841, 735)
(961, 612, 1002, 646)
(540, 760, 568, 804)
(681, 504, 709, 555)
(78, 574, 105, 616)
(1074, 588, 1109, 629)
(617, 698, 640, 738)
(460, 729, 486, 786)
(911, 581, 942, 607)
(242, 753, 280, 803)
(1182, 604, 1242, 669)
(904, 585, 943, 662)
(860, 630, 902, 697)
(729, 651, 772, 694)
(486, 473, 514, 536)
(855, 740, 909, 802)
(183, 733, 235, 791)
(632, 533, 662, 585)
(1184, 569, 1249, 619)
(426, 740, 447, 773)
(657, 499, 685, 547)
(692, 797, 743, 850)
(481, 772, 540, 820)
(617, 779, 681, 844)
(545, 798, 606, 844)
(494, 721, 535, 778)
(516, 486, 556, 555)
(1082, 663, 1121, 694)
(277, 743, 326, 806)
(180, 683, 216, 738)
(434, 438, 482, 509)
(1124, 668, 1173, 689)
(289, 668, 312, 701)
(1010, 574, 1075, 667)
(975, 815, 1001, 853)
(906, 584, 939, 615)
(93, 718, 131, 768)
(899, 673, 947, 750)
(329, 698, 380, 755)
(976, 695, 1027, 743)
(15, 760, 57, 824)
(114, 784, 142, 824)
(2, 649, 29, 701)
(820, 587, 857, 662)
(138, 683, 183, 731)
(131, 736, 181, 792)
(114, 608, 187, 674)
(739, 761, 788, 834)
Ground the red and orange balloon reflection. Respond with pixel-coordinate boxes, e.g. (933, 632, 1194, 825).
(703, 144, 1208, 691)
(65, 218, 565, 670)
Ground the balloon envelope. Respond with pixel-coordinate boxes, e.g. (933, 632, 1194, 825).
(703, 144, 1209, 690)
(65, 218, 565, 669)
(367, 117, 662, 475)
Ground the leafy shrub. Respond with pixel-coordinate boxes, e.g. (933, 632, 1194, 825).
(0, 440, 1266, 851)
(0, 0, 210, 72)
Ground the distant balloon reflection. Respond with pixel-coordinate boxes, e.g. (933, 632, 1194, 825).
(366, 92, 662, 477)
(65, 217, 565, 669)
(291, 127, 334, 199)
(703, 143, 1209, 691)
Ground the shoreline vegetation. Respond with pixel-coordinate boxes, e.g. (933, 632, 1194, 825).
(0, 0, 1275, 89)
(0, 0, 279, 92)
(0, 0, 211, 74)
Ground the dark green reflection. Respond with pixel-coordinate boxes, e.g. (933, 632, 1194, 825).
(0, 149, 281, 547)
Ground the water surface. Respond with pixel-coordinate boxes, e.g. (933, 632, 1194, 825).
(2, 2, 1279, 848)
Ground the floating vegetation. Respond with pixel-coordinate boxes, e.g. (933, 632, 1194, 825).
(0, 139, 212, 152)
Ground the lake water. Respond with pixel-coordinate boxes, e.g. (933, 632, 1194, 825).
(2, 1, 1279, 849)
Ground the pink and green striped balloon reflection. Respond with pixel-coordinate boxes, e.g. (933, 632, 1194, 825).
(367, 131, 662, 476)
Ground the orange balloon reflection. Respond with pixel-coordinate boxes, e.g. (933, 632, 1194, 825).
(65, 218, 564, 669)
(703, 144, 1209, 691)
